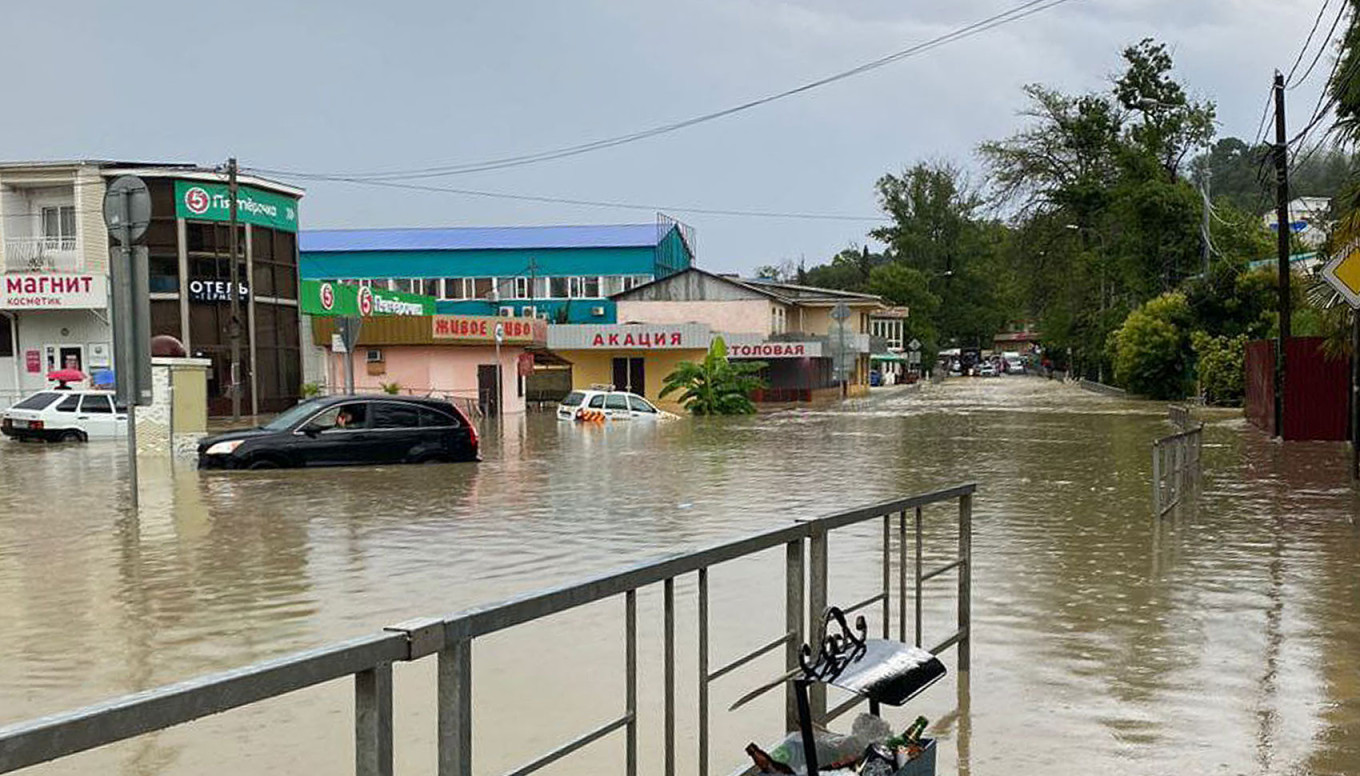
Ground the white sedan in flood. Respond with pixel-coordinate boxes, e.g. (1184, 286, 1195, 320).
(556, 390, 678, 421)
(1, 390, 128, 442)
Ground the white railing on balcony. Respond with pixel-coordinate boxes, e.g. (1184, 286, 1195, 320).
(3, 237, 81, 273)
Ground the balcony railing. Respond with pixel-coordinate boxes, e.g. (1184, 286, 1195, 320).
(3, 237, 81, 273)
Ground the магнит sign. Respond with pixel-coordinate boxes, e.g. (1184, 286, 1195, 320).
(1, 274, 107, 309)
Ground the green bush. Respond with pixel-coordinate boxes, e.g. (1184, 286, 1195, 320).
(660, 337, 767, 415)
(1192, 332, 1247, 406)
(1110, 292, 1191, 399)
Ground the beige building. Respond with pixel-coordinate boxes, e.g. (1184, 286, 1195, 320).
(608, 268, 884, 400)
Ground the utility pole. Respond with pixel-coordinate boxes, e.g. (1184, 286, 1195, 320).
(1272, 73, 1291, 439)
(227, 157, 242, 421)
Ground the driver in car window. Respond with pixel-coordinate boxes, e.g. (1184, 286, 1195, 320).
(335, 410, 353, 429)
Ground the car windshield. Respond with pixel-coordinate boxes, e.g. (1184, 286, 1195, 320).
(261, 399, 328, 431)
(13, 392, 61, 411)
(560, 391, 586, 407)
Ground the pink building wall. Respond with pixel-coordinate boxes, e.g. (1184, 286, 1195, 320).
(326, 344, 527, 414)
(615, 300, 775, 335)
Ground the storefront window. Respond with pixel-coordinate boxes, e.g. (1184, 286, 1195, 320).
(582, 277, 601, 297)
(473, 278, 494, 299)
(549, 277, 569, 298)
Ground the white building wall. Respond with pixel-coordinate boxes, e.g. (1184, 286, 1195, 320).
(4, 310, 112, 398)
(74, 168, 108, 274)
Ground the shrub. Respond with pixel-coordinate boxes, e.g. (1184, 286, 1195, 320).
(1192, 332, 1247, 406)
(660, 337, 767, 415)
(379, 381, 402, 395)
(1110, 292, 1191, 399)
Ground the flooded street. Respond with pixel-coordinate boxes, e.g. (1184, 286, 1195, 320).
(2, 376, 1358, 776)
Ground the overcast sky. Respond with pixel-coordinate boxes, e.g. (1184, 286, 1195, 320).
(0, 0, 1335, 272)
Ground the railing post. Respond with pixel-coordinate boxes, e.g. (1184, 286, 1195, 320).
(1152, 440, 1162, 514)
(355, 664, 393, 776)
(808, 525, 828, 722)
(698, 568, 709, 776)
(625, 589, 637, 776)
(914, 506, 923, 648)
(663, 578, 675, 776)
(957, 494, 972, 672)
(784, 539, 804, 732)
(438, 638, 473, 776)
(881, 514, 890, 639)
(898, 511, 907, 644)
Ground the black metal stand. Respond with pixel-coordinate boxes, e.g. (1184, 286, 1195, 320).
(790, 607, 947, 776)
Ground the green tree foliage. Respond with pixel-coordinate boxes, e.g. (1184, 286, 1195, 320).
(659, 337, 767, 415)
(867, 263, 941, 361)
(1109, 293, 1193, 399)
(1192, 332, 1248, 406)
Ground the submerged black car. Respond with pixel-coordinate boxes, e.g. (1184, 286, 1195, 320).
(198, 395, 479, 470)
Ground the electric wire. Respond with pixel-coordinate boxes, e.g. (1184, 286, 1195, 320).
(243, 0, 1082, 182)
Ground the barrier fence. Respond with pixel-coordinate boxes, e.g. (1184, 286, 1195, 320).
(1152, 424, 1203, 516)
(0, 484, 977, 776)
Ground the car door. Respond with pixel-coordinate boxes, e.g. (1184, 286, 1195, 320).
(296, 402, 372, 465)
(77, 394, 118, 438)
(370, 402, 425, 463)
(419, 406, 471, 460)
(604, 393, 631, 420)
(626, 394, 661, 420)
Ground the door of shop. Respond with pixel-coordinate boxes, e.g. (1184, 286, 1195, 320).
(478, 364, 500, 417)
(611, 357, 644, 394)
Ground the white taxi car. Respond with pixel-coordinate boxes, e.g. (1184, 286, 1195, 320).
(556, 389, 677, 421)
(1, 390, 128, 442)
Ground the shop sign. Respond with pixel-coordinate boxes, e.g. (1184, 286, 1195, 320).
(547, 323, 709, 350)
(174, 180, 299, 233)
(188, 278, 250, 302)
(1, 274, 107, 309)
(24, 349, 40, 374)
(729, 341, 823, 358)
(433, 315, 547, 345)
(299, 279, 435, 317)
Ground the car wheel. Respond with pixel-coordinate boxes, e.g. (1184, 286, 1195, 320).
(247, 458, 280, 470)
(59, 430, 85, 443)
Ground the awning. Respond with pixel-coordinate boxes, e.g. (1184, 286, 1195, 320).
(870, 353, 907, 362)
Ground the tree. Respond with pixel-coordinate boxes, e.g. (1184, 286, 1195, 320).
(659, 337, 767, 415)
(1192, 332, 1248, 406)
(867, 263, 942, 361)
(1109, 292, 1192, 399)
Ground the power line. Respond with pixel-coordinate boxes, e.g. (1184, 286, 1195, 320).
(246, 0, 1082, 183)
(1286, 0, 1339, 88)
(300, 176, 888, 221)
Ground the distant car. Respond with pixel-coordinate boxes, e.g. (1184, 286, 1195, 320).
(557, 389, 676, 421)
(978, 363, 998, 377)
(197, 395, 478, 470)
(1, 390, 127, 442)
(1003, 352, 1026, 374)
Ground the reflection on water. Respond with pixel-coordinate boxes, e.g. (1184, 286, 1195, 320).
(1, 377, 1357, 775)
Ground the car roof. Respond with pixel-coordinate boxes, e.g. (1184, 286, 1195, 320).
(313, 394, 454, 408)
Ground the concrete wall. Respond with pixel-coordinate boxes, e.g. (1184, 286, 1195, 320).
(556, 348, 707, 411)
(327, 344, 529, 414)
(137, 357, 211, 457)
(615, 299, 774, 334)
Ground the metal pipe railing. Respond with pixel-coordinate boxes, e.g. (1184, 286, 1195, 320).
(1153, 424, 1204, 516)
(0, 483, 977, 776)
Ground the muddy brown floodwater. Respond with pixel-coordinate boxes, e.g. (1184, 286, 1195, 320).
(1, 377, 1357, 776)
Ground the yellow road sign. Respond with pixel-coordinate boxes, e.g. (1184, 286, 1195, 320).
(1321, 247, 1360, 308)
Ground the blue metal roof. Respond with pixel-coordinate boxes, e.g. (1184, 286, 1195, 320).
(300, 224, 665, 253)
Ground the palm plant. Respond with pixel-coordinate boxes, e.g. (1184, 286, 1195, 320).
(660, 337, 767, 415)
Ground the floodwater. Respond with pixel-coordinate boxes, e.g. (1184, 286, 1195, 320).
(1, 377, 1358, 776)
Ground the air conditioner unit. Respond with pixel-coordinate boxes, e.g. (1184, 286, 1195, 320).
(590, 306, 606, 316)
(498, 306, 515, 317)
(521, 306, 537, 318)
(366, 349, 383, 363)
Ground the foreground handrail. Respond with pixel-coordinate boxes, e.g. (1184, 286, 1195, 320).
(0, 482, 977, 776)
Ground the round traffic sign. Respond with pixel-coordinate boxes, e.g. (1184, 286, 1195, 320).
(102, 176, 153, 245)
(357, 286, 374, 316)
(320, 282, 335, 311)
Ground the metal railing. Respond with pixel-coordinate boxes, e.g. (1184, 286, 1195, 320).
(1077, 378, 1127, 397)
(3, 237, 81, 273)
(0, 484, 975, 776)
(1168, 404, 1192, 429)
(1152, 424, 1203, 516)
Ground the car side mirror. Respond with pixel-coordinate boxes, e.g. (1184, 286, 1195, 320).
(301, 424, 321, 438)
